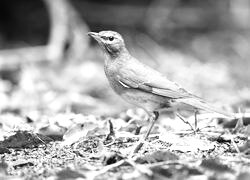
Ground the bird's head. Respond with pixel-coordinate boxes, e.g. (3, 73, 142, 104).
(88, 31, 127, 57)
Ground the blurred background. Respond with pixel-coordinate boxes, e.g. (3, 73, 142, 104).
(0, 0, 250, 119)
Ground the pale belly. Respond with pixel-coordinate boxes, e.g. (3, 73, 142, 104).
(103, 61, 198, 114)
(106, 74, 171, 112)
(103, 63, 193, 113)
(120, 88, 172, 112)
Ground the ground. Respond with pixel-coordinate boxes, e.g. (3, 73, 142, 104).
(0, 112, 250, 180)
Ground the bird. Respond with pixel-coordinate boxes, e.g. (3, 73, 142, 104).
(88, 30, 234, 153)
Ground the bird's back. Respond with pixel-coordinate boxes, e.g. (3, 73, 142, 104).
(104, 54, 233, 117)
(115, 54, 191, 98)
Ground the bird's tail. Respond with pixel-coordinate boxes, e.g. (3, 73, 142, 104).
(176, 97, 235, 119)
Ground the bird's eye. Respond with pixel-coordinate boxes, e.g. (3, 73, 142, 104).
(109, 36, 114, 41)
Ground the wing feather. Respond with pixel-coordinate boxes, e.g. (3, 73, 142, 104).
(113, 57, 233, 118)
(116, 58, 192, 98)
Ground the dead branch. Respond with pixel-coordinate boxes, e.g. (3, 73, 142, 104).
(0, 0, 89, 70)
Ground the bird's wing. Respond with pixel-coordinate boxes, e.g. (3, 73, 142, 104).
(115, 58, 234, 118)
(117, 74, 153, 92)
(116, 60, 193, 99)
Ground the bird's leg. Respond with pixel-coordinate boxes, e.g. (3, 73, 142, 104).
(133, 111, 159, 153)
(143, 111, 159, 140)
(194, 109, 199, 131)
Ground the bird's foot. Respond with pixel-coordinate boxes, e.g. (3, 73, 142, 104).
(104, 119, 116, 146)
(176, 113, 199, 133)
(131, 111, 159, 154)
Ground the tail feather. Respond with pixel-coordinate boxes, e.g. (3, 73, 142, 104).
(176, 97, 234, 119)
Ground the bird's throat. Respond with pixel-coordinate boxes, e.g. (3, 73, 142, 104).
(104, 46, 121, 59)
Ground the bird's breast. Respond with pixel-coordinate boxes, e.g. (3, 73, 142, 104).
(103, 62, 172, 112)
(104, 62, 127, 95)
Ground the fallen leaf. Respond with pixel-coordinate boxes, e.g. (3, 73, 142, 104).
(62, 122, 99, 146)
(238, 139, 250, 153)
(237, 172, 250, 180)
(136, 150, 179, 164)
(200, 159, 233, 173)
(0, 159, 8, 175)
(12, 160, 34, 169)
(56, 168, 85, 180)
(161, 134, 216, 152)
(0, 130, 53, 148)
(102, 152, 124, 165)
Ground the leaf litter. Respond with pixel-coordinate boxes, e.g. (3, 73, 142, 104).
(0, 110, 249, 180)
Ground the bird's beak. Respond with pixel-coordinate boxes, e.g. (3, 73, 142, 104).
(87, 32, 102, 42)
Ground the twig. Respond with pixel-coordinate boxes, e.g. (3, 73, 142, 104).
(126, 159, 153, 176)
(146, 160, 183, 168)
(35, 134, 46, 145)
(103, 139, 116, 147)
(134, 126, 142, 135)
(105, 119, 115, 141)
